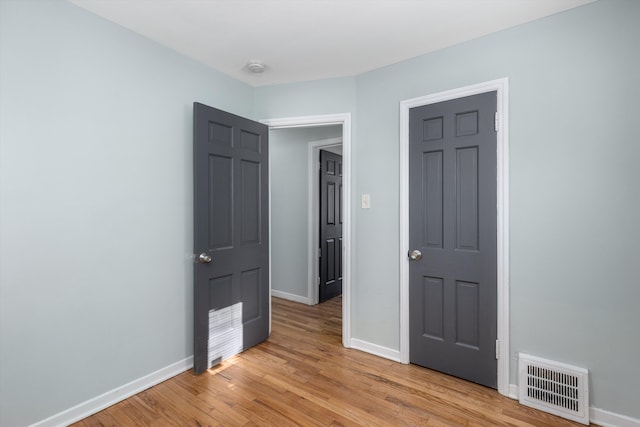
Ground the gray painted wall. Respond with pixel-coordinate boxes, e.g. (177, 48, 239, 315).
(0, 1, 253, 426)
(270, 126, 342, 299)
(2, 0, 639, 425)
(257, 0, 640, 419)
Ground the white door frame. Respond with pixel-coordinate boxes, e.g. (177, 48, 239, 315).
(399, 78, 510, 396)
(262, 114, 352, 349)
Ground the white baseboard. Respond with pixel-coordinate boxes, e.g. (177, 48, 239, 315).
(350, 338, 402, 363)
(509, 384, 639, 427)
(590, 407, 640, 427)
(508, 383, 519, 399)
(30, 356, 194, 427)
(28, 357, 640, 427)
(271, 289, 310, 305)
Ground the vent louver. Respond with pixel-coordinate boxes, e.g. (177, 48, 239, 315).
(518, 353, 589, 425)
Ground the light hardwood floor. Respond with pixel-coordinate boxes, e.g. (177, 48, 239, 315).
(74, 297, 590, 426)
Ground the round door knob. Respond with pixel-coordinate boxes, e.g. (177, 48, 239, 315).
(198, 253, 212, 264)
(409, 249, 422, 261)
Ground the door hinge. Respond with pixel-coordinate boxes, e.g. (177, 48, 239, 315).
(494, 112, 499, 132)
(495, 340, 500, 360)
(318, 247, 322, 258)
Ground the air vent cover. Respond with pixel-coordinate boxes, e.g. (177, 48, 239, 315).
(518, 353, 589, 425)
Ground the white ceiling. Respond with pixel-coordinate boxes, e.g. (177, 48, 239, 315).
(68, 0, 595, 87)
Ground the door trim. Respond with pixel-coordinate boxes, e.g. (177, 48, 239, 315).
(310, 138, 342, 305)
(399, 78, 510, 396)
(261, 113, 352, 349)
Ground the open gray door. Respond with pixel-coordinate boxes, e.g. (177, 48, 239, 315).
(409, 92, 498, 388)
(319, 149, 343, 303)
(193, 103, 269, 374)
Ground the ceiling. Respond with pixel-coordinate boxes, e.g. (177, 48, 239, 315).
(68, 0, 595, 87)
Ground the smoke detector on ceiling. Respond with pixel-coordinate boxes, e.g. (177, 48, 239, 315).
(245, 60, 266, 74)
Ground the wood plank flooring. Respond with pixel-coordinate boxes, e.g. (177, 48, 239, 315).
(74, 297, 590, 426)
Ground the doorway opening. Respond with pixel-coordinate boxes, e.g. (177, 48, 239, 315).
(263, 114, 352, 348)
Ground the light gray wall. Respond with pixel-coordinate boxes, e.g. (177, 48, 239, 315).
(257, 0, 640, 419)
(0, 1, 253, 426)
(254, 77, 357, 119)
(270, 126, 342, 299)
(2, 0, 639, 425)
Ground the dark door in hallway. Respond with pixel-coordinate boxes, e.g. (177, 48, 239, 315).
(319, 149, 343, 303)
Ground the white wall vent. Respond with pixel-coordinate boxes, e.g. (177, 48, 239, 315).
(518, 353, 589, 425)
(208, 303, 243, 368)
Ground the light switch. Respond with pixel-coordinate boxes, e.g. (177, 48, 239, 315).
(361, 193, 371, 209)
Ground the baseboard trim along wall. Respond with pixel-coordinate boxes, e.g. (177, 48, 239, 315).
(508, 384, 519, 399)
(508, 384, 640, 427)
(29, 354, 639, 427)
(589, 408, 640, 427)
(271, 289, 310, 305)
(30, 357, 194, 427)
(350, 338, 402, 363)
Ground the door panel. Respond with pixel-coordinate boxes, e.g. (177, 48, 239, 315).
(241, 268, 261, 322)
(241, 160, 261, 244)
(423, 150, 444, 249)
(209, 155, 233, 248)
(409, 92, 497, 388)
(455, 280, 479, 349)
(193, 103, 269, 374)
(319, 150, 343, 303)
(422, 276, 444, 340)
(455, 147, 479, 251)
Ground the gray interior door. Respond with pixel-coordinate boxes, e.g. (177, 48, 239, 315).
(319, 149, 343, 303)
(193, 103, 269, 374)
(409, 92, 498, 388)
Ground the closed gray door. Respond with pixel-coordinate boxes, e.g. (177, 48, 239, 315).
(319, 150, 343, 303)
(193, 103, 269, 374)
(409, 92, 497, 388)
